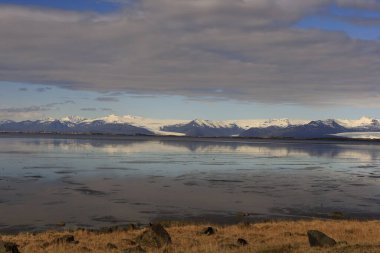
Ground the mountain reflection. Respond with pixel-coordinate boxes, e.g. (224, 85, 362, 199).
(2, 136, 379, 161)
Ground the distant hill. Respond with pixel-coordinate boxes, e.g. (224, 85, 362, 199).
(0, 118, 154, 136)
(1, 115, 379, 139)
(161, 119, 244, 137)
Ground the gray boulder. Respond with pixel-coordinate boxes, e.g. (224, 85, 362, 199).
(0, 242, 20, 253)
(307, 230, 337, 247)
(203, 227, 215, 235)
(136, 224, 171, 248)
(52, 235, 76, 244)
(237, 238, 248, 246)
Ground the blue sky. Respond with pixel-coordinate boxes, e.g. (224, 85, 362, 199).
(297, 3, 380, 40)
(0, 0, 380, 120)
(1, 82, 377, 120)
(0, 0, 122, 12)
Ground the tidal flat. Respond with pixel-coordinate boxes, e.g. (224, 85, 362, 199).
(0, 135, 379, 234)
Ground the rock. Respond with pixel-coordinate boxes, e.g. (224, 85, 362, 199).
(0, 242, 20, 253)
(203, 227, 215, 235)
(136, 224, 171, 248)
(106, 243, 118, 249)
(93, 224, 137, 234)
(52, 235, 76, 244)
(123, 246, 146, 253)
(307, 230, 337, 247)
(237, 238, 248, 246)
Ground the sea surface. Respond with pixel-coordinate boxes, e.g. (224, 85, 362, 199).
(0, 135, 379, 233)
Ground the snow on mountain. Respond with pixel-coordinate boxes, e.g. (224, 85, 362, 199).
(161, 119, 243, 136)
(337, 116, 380, 129)
(191, 119, 238, 128)
(230, 119, 308, 129)
(307, 119, 341, 128)
(90, 114, 187, 135)
(60, 116, 86, 124)
(240, 119, 348, 138)
(0, 115, 155, 135)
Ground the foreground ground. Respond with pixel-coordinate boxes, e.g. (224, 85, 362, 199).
(1, 220, 379, 253)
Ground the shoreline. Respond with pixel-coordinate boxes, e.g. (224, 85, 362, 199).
(1, 219, 379, 253)
(2, 210, 380, 235)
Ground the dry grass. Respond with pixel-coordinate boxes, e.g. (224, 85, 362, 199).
(1, 220, 379, 253)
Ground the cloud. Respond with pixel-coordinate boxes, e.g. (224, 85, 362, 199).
(81, 107, 97, 111)
(96, 97, 119, 102)
(0, 105, 49, 120)
(18, 87, 28, 91)
(0, 1, 380, 106)
(0, 100, 74, 114)
(0, 106, 49, 113)
(0, 100, 75, 120)
(35, 87, 52, 92)
(45, 100, 75, 108)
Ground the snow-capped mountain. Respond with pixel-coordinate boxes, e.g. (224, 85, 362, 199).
(336, 116, 380, 130)
(240, 119, 348, 138)
(0, 115, 379, 138)
(161, 119, 243, 137)
(240, 118, 380, 139)
(0, 117, 154, 136)
(229, 118, 308, 129)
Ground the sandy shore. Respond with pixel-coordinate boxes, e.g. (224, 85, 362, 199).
(1, 219, 379, 253)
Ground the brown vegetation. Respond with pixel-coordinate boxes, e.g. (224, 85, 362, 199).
(1, 220, 379, 253)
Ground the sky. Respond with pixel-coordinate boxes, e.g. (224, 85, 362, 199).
(0, 0, 380, 121)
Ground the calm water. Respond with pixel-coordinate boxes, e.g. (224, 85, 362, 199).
(0, 136, 379, 232)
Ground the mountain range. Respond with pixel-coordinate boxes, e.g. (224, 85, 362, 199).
(0, 115, 379, 139)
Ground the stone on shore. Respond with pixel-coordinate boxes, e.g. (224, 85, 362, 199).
(0, 241, 20, 253)
(106, 243, 117, 249)
(136, 224, 171, 248)
(307, 230, 337, 247)
(237, 238, 248, 246)
(203, 227, 215, 235)
(52, 235, 77, 245)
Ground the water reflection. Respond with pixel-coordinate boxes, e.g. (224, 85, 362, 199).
(2, 137, 380, 161)
(0, 136, 379, 233)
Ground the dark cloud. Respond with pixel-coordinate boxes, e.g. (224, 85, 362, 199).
(0, 106, 49, 113)
(45, 100, 75, 108)
(0, 1, 379, 106)
(101, 108, 113, 111)
(35, 87, 52, 92)
(0, 100, 76, 120)
(0, 100, 75, 114)
(107, 91, 125, 96)
(18, 87, 28, 91)
(81, 107, 97, 111)
(96, 97, 119, 102)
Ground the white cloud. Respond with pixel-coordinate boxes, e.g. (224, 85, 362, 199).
(0, 1, 379, 106)
(0, 106, 47, 120)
